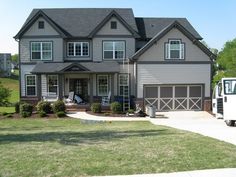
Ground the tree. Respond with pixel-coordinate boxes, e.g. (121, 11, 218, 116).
(213, 38, 236, 86)
(11, 54, 18, 64)
(0, 81, 11, 106)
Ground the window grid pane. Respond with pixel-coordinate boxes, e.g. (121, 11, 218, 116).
(98, 75, 108, 96)
(31, 42, 52, 60)
(166, 40, 184, 59)
(48, 75, 58, 95)
(103, 41, 124, 59)
(26, 75, 36, 96)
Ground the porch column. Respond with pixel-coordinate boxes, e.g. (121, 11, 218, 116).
(37, 74, 41, 100)
(58, 74, 63, 100)
(89, 74, 93, 104)
(111, 74, 114, 102)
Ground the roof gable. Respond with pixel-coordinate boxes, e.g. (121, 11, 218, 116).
(88, 10, 140, 38)
(132, 21, 216, 60)
(63, 63, 89, 72)
(14, 10, 69, 39)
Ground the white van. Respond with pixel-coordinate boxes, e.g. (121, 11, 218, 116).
(212, 78, 236, 126)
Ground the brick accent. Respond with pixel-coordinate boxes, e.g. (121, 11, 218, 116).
(203, 99, 211, 112)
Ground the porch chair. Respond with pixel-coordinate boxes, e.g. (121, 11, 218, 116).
(101, 91, 111, 106)
(65, 91, 75, 103)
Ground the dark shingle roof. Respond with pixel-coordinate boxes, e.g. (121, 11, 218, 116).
(25, 8, 138, 37)
(135, 17, 202, 39)
(31, 61, 120, 74)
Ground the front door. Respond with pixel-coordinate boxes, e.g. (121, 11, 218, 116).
(69, 79, 88, 102)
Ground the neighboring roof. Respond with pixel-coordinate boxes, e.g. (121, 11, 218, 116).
(31, 61, 120, 74)
(15, 8, 138, 39)
(135, 17, 202, 40)
(131, 21, 216, 60)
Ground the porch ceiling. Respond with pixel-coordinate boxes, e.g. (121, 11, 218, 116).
(31, 61, 120, 74)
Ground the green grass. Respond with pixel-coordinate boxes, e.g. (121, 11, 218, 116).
(0, 119, 236, 177)
(0, 107, 15, 113)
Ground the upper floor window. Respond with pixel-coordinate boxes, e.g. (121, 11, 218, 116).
(165, 40, 184, 59)
(31, 42, 52, 60)
(38, 21, 44, 29)
(26, 75, 36, 96)
(110, 21, 117, 29)
(67, 42, 89, 57)
(103, 41, 125, 59)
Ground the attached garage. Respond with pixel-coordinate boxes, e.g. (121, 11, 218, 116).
(144, 84, 203, 111)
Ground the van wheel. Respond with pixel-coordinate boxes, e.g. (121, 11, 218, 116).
(225, 120, 235, 126)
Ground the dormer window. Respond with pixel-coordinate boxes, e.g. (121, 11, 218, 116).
(110, 21, 117, 29)
(38, 21, 44, 29)
(165, 40, 184, 59)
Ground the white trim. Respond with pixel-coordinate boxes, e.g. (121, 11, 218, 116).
(26, 74, 37, 96)
(67, 42, 89, 57)
(97, 75, 109, 96)
(165, 40, 184, 60)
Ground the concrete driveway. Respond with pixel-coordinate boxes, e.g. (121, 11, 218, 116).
(149, 111, 236, 146)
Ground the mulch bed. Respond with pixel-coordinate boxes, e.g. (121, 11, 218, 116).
(0, 112, 65, 119)
(86, 111, 135, 117)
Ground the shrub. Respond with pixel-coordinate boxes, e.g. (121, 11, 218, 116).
(56, 111, 66, 118)
(110, 102, 122, 114)
(21, 111, 31, 118)
(128, 109, 134, 114)
(2, 112, 8, 116)
(15, 102, 20, 113)
(36, 101, 52, 114)
(52, 100, 66, 113)
(0, 81, 11, 106)
(20, 103, 33, 117)
(91, 103, 101, 113)
(39, 111, 47, 117)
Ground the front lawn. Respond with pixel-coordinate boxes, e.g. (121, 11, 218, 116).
(0, 119, 236, 176)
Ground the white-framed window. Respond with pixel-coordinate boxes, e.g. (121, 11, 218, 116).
(26, 75, 36, 96)
(103, 41, 125, 59)
(97, 75, 109, 96)
(119, 74, 129, 96)
(31, 42, 52, 60)
(67, 42, 89, 57)
(165, 40, 184, 59)
(47, 75, 58, 96)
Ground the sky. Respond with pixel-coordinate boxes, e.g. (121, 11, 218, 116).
(0, 0, 235, 54)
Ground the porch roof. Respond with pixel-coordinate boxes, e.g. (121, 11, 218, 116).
(31, 61, 120, 74)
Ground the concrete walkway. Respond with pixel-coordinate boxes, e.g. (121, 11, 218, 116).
(149, 111, 236, 146)
(95, 168, 236, 177)
(67, 112, 148, 121)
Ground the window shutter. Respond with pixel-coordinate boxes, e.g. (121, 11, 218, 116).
(180, 44, 184, 59)
(165, 43, 169, 59)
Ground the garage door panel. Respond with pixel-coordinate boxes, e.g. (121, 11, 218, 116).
(160, 98, 173, 110)
(160, 87, 173, 97)
(144, 84, 202, 111)
(174, 98, 188, 110)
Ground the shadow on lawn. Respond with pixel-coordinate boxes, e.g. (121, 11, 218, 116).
(0, 129, 177, 146)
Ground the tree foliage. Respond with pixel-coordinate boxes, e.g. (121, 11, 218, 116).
(11, 54, 18, 64)
(217, 38, 236, 76)
(0, 81, 11, 106)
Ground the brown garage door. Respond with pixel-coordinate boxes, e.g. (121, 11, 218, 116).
(144, 85, 202, 111)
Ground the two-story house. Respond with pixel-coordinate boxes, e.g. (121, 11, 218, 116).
(14, 8, 215, 111)
(0, 53, 11, 77)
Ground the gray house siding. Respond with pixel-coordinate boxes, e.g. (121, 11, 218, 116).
(137, 64, 211, 98)
(0, 53, 11, 76)
(19, 38, 64, 62)
(137, 28, 211, 62)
